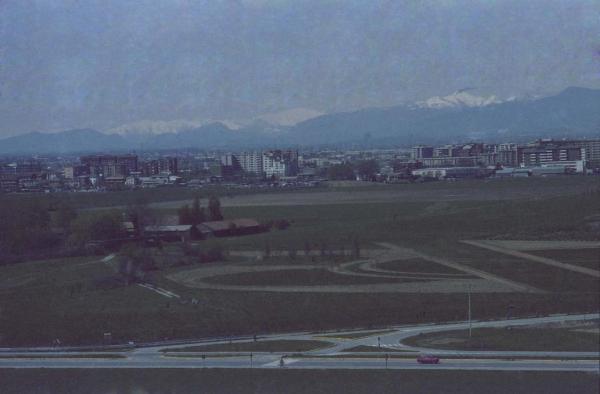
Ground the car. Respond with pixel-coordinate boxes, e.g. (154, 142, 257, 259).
(417, 354, 440, 364)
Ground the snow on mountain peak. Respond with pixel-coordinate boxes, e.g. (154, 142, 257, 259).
(416, 91, 503, 109)
(107, 119, 241, 135)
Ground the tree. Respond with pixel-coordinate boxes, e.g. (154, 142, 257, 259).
(126, 196, 153, 236)
(190, 196, 206, 225)
(68, 211, 125, 247)
(118, 245, 157, 284)
(208, 196, 223, 221)
(288, 244, 297, 260)
(320, 242, 327, 258)
(303, 240, 311, 257)
(178, 204, 193, 225)
(275, 219, 290, 230)
(327, 163, 355, 180)
(0, 198, 57, 255)
(353, 237, 361, 258)
(356, 160, 379, 180)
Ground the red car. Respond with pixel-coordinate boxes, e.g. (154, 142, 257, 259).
(417, 354, 440, 364)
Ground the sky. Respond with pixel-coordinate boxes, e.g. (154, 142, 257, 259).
(0, 0, 599, 137)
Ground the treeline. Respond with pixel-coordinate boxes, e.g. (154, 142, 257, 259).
(177, 196, 223, 225)
(0, 194, 230, 264)
(0, 195, 128, 263)
(327, 159, 379, 180)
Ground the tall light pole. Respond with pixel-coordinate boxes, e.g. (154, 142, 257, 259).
(468, 284, 472, 338)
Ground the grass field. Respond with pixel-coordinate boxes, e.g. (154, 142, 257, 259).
(341, 345, 414, 352)
(402, 325, 600, 352)
(527, 249, 600, 271)
(166, 339, 332, 353)
(202, 269, 417, 286)
(0, 178, 599, 346)
(375, 259, 474, 275)
(446, 245, 600, 293)
(320, 330, 396, 339)
(1, 369, 598, 394)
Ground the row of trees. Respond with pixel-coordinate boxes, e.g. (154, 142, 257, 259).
(263, 238, 361, 259)
(178, 196, 223, 225)
(327, 160, 380, 180)
(0, 197, 79, 260)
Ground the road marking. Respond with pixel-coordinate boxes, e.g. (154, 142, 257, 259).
(101, 254, 116, 263)
(261, 358, 297, 367)
(137, 283, 181, 299)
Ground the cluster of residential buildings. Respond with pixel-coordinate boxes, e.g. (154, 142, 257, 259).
(0, 139, 598, 193)
(407, 139, 598, 180)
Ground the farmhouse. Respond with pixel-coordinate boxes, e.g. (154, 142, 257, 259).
(198, 218, 263, 238)
(143, 224, 200, 242)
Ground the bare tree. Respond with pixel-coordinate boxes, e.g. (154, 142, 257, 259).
(353, 237, 361, 258)
(303, 240, 311, 257)
(288, 244, 297, 260)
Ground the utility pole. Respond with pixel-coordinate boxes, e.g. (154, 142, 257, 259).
(468, 284, 472, 338)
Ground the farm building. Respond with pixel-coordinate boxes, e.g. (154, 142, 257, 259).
(143, 225, 200, 242)
(198, 219, 263, 237)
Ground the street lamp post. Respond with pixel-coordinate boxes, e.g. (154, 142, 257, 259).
(468, 284, 472, 338)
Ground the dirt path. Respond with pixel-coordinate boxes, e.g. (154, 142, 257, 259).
(477, 240, 600, 251)
(168, 247, 519, 294)
(462, 240, 600, 279)
(376, 242, 543, 293)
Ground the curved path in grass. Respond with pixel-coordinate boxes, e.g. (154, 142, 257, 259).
(168, 244, 522, 294)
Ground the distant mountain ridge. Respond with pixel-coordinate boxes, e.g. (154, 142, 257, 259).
(1, 87, 598, 154)
(414, 90, 503, 109)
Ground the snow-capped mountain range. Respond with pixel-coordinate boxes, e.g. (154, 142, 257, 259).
(107, 92, 512, 136)
(107, 108, 324, 136)
(1, 87, 598, 154)
(415, 90, 504, 109)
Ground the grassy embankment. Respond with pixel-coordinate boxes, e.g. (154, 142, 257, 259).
(165, 339, 331, 353)
(402, 325, 600, 352)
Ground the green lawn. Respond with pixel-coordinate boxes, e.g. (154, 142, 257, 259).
(0, 179, 598, 346)
(321, 329, 396, 339)
(402, 326, 600, 351)
(203, 269, 416, 286)
(166, 339, 332, 353)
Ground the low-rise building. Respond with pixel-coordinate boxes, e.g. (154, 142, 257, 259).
(412, 167, 488, 180)
(198, 218, 263, 237)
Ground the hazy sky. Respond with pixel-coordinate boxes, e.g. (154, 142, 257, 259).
(1, 0, 599, 136)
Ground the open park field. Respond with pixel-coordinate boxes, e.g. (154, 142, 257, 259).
(402, 322, 600, 352)
(0, 177, 599, 347)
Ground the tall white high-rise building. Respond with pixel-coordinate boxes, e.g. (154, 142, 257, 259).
(239, 152, 263, 175)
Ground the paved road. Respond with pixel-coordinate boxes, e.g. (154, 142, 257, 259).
(0, 314, 598, 372)
(1, 355, 597, 372)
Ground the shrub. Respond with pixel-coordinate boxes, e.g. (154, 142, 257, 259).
(275, 219, 290, 230)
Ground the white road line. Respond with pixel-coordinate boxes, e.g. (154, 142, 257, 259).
(137, 283, 181, 299)
(101, 254, 116, 263)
